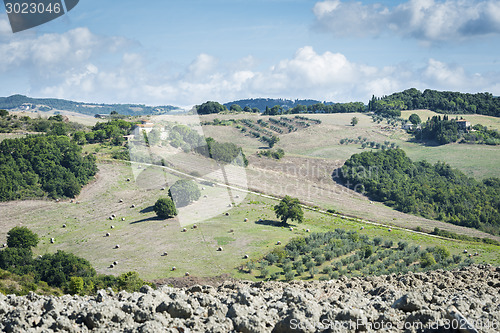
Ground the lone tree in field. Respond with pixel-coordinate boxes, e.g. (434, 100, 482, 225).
(274, 195, 304, 226)
(168, 179, 201, 207)
(351, 117, 359, 126)
(7, 226, 39, 249)
(154, 197, 178, 219)
(409, 113, 422, 125)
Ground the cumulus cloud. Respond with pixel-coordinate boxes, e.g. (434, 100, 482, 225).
(313, 0, 500, 42)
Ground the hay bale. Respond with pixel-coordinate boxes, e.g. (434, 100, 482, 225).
(464, 249, 468, 253)
(131, 204, 136, 208)
(113, 261, 118, 265)
(109, 264, 114, 268)
(289, 227, 293, 231)
(276, 241, 281, 245)
(161, 187, 165, 191)
(50, 238, 55, 244)
(111, 225, 115, 229)
(122, 218, 125, 221)
(115, 244, 120, 249)
(258, 219, 263, 222)
(182, 228, 187, 232)
(388, 229, 392, 232)
(119, 199, 123, 203)
(225, 212, 229, 216)
(227, 204, 232, 207)
(235, 195, 240, 199)
(62, 224, 66, 228)
(229, 229, 234, 233)
(306, 229, 310, 233)
(203, 195, 208, 198)
(243, 254, 249, 259)
(217, 246, 223, 251)
(244, 218, 248, 222)
(185, 272, 190, 276)
(106, 233, 110, 237)
(109, 216, 114, 220)
(172, 266, 176, 271)
(192, 224, 198, 229)
(111, 214, 116, 218)
(360, 226, 364, 230)
(2, 244, 6, 248)
(202, 187, 205, 190)
(55, 199, 60, 202)
(126, 178, 131, 181)
(162, 252, 168, 256)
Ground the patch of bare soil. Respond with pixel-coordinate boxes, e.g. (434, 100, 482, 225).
(152, 273, 234, 288)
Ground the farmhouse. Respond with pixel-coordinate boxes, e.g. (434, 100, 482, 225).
(456, 119, 471, 130)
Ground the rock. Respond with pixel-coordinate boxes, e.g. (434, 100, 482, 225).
(392, 293, 426, 312)
(167, 300, 192, 319)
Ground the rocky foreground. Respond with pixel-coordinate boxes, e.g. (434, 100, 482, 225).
(0, 265, 499, 332)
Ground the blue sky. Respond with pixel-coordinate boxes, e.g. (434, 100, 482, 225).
(1, 0, 499, 106)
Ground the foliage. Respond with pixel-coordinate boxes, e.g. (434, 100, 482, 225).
(340, 149, 500, 234)
(369, 88, 500, 116)
(258, 148, 285, 160)
(409, 113, 422, 125)
(432, 228, 500, 246)
(168, 179, 201, 207)
(246, 229, 471, 282)
(0, 135, 97, 201)
(268, 135, 280, 148)
(153, 197, 178, 218)
(195, 101, 228, 115)
(274, 195, 304, 226)
(351, 117, 359, 126)
(7, 227, 39, 249)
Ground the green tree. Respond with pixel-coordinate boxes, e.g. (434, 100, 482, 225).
(153, 197, 177, 219)
(7, 227, 39, 249)
(274, 195, 304, 226)
(409, 113, 422, 125)
(0, 109, 9, 117)
(69, 276, 84, 295)
(268, 135, 280, 148)
(168, 179, 201, 207)
(230, 104, 243, 112)
(351, 117, 359, 126)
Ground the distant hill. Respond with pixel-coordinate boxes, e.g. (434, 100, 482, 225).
(369, 88, 500, 117)
(0, 95, 182, 116)
(224, 98, 331, 112)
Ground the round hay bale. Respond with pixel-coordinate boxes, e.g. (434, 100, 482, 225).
(217, 246, 223, 251)
(464, 249, 468, 253)
(162, 252, 168, 256)
(122, 218, 125, 221)
(306, 229, 310, 233)
(258, 219, 263, 222)
(202, 187, 205, 190)
(2, 244, 6, 248)
(172, 266, 176, 271)
(161, 187, 165, 191)
(235, 195, 240, 199)
(185, 272, 190, 276)
(126, 178, 130, 182)
(131, 204, 136, 208)
(244, 218, 248, 222)
(243, 254, 249, 259)
(360, 226, 364, 230)
(276, 241, 281, 245)
(182, 228, 187, 232)
(119, 199, 123, 203)
(203, 195, 208, 198)
(113, 261, 118, 265)
(106, 233, 110, 237)
(289, 227, 293, 231)
(474, 252, 478, 256)
(55, 199, 60, 202)
(388, 229, 392, 232)
(109, 264, 114, 268)
(111, 225, 115, 229)
(225, 212, 229, 216)
(227, 204, 232, 207)
(62, 224, 66, 228)
(109, 216, 114, 220)
(115, 244, 120, 249)
(111, 214, 116, 218)
(193, 224, 198, 229)
(50, 238, 55, 244)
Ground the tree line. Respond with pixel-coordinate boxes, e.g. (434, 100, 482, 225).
(369, 88, 500, 117)
(0, 135, 97, 201)
(339, 149, 500, 234)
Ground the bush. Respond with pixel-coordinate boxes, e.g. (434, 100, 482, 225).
(7, 227, 39, 249)
(153, 197, 177, 219)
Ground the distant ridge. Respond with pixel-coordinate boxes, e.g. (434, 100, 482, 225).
(223, 98, 332, 112)
(0, 95, 182, 116)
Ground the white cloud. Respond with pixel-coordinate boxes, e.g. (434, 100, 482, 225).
(313, 0, 500, 42)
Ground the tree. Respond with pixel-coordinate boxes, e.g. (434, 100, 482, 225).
(153, 197, 177, 219)
(269, 135, 280, 148)
(351, 117, 359, 126)
(168, 179, 201, 207)
(274, 195, 304, 226)
(7, 227, 39, 249)
(230, 104, 243, 112)
(409, 113, 421, 125)
(0, 109, 9, 117)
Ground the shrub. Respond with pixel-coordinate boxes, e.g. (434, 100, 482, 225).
(153, 197, 177, 219)
(7, 227, 39, 249)
(168, 179, 201, 207)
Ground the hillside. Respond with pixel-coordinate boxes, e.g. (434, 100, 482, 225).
(223, 98, 328, 112)
(0, 95, 181, 116)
